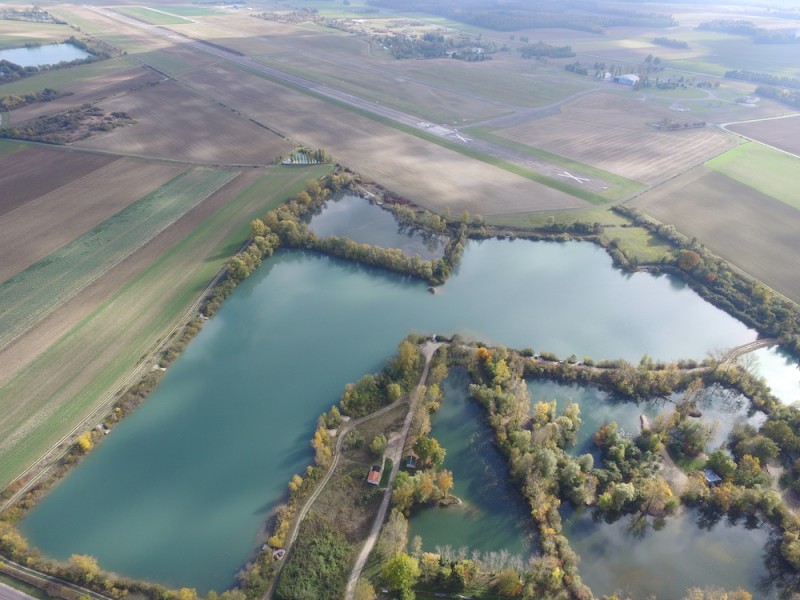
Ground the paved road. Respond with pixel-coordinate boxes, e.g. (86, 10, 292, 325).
(0, 582, 35, 600)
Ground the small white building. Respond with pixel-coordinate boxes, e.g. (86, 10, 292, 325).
(617, 74, 640, 86)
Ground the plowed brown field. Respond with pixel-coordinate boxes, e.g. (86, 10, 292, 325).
(0, 158, 186, 282)
(727, 115, 800, 156)
(498, 92, 737, 185)
(73, 80, 294, 165)
(0, 147, 114, 217)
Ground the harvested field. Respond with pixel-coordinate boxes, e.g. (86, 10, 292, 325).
(0, 167, 238, 351)
(727, 115, 800, 157)
(497, 92, 737, 185)
(633, 167, 800, 303)
(0, 57, 137, 96)
(7, 65, 164, 126)
(707, 142, 800, 210)
(74, 80, 294, 165)
(180, 63, 585, 215)
(0, 165, 331, 488)
(0, 158, 185, 282)
(0, 146, 115, 218)
(0, 21, 73, 49)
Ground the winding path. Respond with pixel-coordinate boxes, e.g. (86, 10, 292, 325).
(265, 341, 441, 600)
(345, 341, 441, 599)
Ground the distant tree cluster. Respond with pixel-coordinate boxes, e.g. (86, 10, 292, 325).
(756, 85, 800, 109)
(0, 87, 71, 111)
(652, 36, 689, 49)
(519, 41, 575, 59)
(725, 70, 800, 90)
(378, 32, 494, 60)
(1, 105, 133, 143)
(699, 19, 800, 44)
(0, 7, 64, 23)
(366, 0, 675, 33)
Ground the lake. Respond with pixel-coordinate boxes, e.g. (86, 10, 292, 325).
(0, 43, 90, 68)
(307, 194, 446, 260)
(750, 346, 800, 406)
(21, 239, 755, 592)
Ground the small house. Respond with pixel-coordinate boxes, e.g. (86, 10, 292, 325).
(367, 465, 382, 485)
(703, 469, 722, 486)
(405, 455, 417, 470)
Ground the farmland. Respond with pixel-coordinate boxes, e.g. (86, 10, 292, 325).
(0, 163, 331, 488)
(727, 115, 800, 157)
(633, 166, 800, 303)
(707, 141, 800, 210)
(180, 63, 585, 215)
(73, 79, 294, 164)
(494, 92, 738, 185)
(0, 166, 237, 351)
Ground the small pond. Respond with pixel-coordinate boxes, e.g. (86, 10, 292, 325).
(562, 505, 775, 599)
(529, 380, 766, 456)
(0, 43, 90, 68)
(407, 369, 534, 557)
(306, 194, 446, 260)
(749, 346, 800, 406)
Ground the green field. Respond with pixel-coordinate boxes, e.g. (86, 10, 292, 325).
(0, 167, 237, 351)
(0, 21, 73, 49)
(158, 5, 222, 16)
(604, 226, 674, 264)
(0, 56, 135, 95)
(707, 142, 800, 210)
(0, 165, 331, 488)
(115, 6, 192, 25)
(468, 127, 645, 201)
(0, 139, 27, 156)
(485, 207, 629, 229)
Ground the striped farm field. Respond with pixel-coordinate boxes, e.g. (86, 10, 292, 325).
(496, 92, 737, 185)
(0, 155, 185, 281)
(633, 166, 800, 304)
(0, 164, 330, 489)
(707, 142, 800, 210)
(0, 167, 238, 351)
(115, 6, 193, 25)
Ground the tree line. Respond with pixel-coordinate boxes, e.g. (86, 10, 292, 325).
(0, 88, 71, 111)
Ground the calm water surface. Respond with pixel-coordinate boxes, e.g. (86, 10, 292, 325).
(750, 346, 800, 405)
(307, 194, 446, 259)
(562, 506, 774, 599)
(21, 240, 756, 592)
(0, 43, 90, 67)
(407, 369, 533, 557)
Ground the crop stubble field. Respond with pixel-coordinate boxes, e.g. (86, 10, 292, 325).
(633, 167, 800, 304)
(496, 92, 738, 185)
(0, 164, 332, 488)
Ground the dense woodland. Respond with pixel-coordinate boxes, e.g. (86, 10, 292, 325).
(699, 19, 800, 44)
(724, 70, 800, 90)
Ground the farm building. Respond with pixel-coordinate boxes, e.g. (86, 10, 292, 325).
(367, 465, 382, 485)
(616, 74, 640, 86)
(703, 470, 722, 486)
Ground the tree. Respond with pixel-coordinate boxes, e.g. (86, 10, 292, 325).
(68, 554, 100, 584)
(177, 589, 197, 600)
(682, 587, 752, 600)
(382, 553, 420, 591)
(376, 509, 409, 559)
(413, 436, 445, 467)
(494, 568, 523, 596)
(370, 434, 388, 458)
(678, 249, 702, 271)
(706, 450, 736, 482)
(353, 579, 377, 600)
